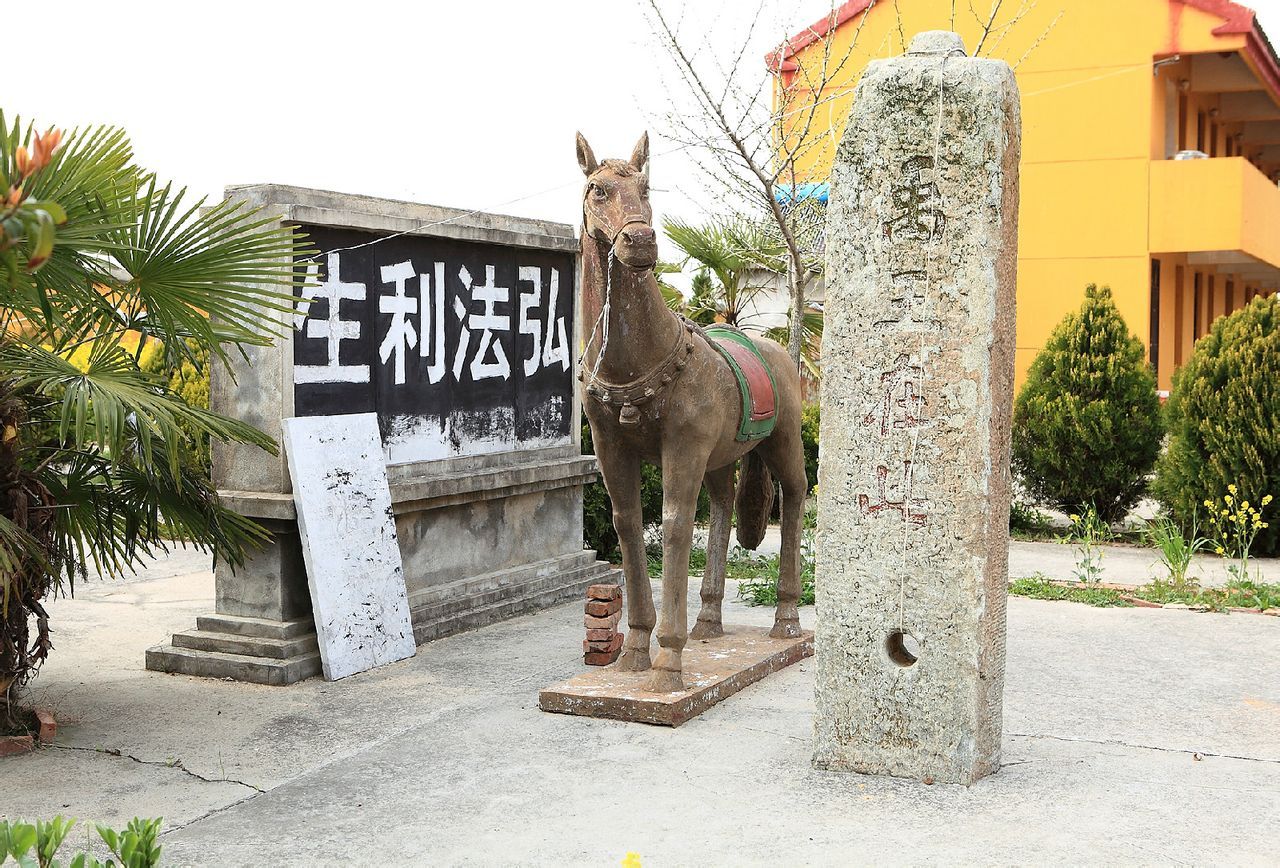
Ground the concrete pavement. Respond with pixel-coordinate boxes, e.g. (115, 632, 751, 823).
(2, 547, 1277, 866)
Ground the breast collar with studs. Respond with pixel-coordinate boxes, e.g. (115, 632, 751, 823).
(579, 314, 697, 427)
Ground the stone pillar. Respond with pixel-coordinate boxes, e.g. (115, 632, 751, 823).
(814, 31, 1020, 785)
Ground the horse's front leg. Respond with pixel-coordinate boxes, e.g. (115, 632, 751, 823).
(645, 451, 706, 693)
(592, 436, 655, 671)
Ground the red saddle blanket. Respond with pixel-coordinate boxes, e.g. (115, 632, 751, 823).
(704, 326, 778, 441)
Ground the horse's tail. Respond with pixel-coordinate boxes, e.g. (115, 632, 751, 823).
(734, 450, 774, 550)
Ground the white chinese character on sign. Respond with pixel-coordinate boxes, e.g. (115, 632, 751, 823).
(518, 266, 570, 376)
(377, 261, 417, 385)
(295, 252, 370, 384)
(420, 262, 446, 384)
(455, 265, 511, 381)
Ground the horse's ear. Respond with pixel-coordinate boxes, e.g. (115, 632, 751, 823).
(630, 131, 650, 177)
(576, 132, 599, 177)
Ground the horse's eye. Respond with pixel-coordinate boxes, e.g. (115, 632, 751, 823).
(591, 184, 607, 201)
(640, 185, 650, 199)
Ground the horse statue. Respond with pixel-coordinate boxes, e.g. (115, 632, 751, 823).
(576, 131, 808, 693)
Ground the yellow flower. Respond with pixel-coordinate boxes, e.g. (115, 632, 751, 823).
(1215, 546, 1225, 555)
(1263, 494, 1274, 506)
(1221, 509, 1230, 517)
(1242, 501, 1250, 510)
(1204, 499, 1214, 508)
(1068, 514, 1080, 523)
(621, 854, 643, 868)
(1225, 494, 1234, 505)
(1229, 484, 1238, 495)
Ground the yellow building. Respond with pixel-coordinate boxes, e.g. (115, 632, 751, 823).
(774, 0, 1280, 391)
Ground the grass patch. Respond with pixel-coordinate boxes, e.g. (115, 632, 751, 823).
(1011, 574, 1280, 612)
(1129, 578, 1280, 611)
(735, 554, 816, 606)
(1009, 575, 1132, 607)
(643, 533, 817, 608)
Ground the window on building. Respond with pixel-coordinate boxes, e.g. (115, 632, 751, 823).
(1178, 95, 1189, 151)
(1194, 272, 1203, 339)
(1149, 259, 1161, 373)
(1174, 266, 1186, 366)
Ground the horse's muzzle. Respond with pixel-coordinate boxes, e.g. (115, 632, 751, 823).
(615, 224, 658, 269)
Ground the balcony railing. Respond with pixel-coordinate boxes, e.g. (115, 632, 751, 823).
(1150, 157, 1280, 269)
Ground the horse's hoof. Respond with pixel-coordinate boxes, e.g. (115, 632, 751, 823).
(690, 620, 724, 640)
(642, 668, 685, 694)
(769, 618, 802, 639)
(616, 648, 652, 672)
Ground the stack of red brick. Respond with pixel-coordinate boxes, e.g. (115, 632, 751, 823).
(583, 583, 623, 665)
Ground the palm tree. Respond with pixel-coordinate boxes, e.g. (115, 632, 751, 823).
(662, 214, 823, 376)
(0, 112, 311, 718)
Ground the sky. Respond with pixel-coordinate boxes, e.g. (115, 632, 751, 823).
(12, 0, 1280, 236)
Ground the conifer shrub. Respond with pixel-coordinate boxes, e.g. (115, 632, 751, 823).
(1155, 294, 1280, 556)
(1011, 284, 1162, 523)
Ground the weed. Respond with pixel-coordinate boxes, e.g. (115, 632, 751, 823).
(1064, 506, 1110, 584)
(735, 529, 817, 606)
(1143, 516, 1209, 592)
(1204, 486, 1274, 583)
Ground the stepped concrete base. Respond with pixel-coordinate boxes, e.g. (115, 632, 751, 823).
(146, 615, 321, 686)
(147, 554, 619, 685)
(410, 552, 619, 644)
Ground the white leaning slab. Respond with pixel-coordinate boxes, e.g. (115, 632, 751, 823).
(283, 413, 416, 680)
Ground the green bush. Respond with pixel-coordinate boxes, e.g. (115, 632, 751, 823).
(801, 402, 820, 493)
(0, 816, 162, 867)
(1011, 284, 1163, 523)
(139, 338, 213, 475)
(1155, 295, 1280, 556)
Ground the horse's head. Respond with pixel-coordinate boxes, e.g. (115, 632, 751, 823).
(576, 132, 656, 270)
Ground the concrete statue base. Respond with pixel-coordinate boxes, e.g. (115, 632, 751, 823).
(539, 625, 813, 726)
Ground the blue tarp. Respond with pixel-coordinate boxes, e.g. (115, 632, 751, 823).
(774, 182, 829, 205)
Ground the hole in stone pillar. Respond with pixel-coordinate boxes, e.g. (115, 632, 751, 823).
(885, 631, 920, 667)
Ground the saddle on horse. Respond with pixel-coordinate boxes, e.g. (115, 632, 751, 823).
(702, 325, 778, 442)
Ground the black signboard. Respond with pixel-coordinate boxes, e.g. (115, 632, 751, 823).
(292, 225, 575, 463)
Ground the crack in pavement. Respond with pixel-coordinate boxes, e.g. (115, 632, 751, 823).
(1008, 732, 1280, 765)
(160, 790, 266, 838)
(50, 744, 265, 792)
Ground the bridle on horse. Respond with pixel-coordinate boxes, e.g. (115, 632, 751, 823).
(578, 186, 695, 427)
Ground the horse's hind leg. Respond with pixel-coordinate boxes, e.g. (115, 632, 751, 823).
(691, 465, 734, 640)
(759, 424, 807, 639)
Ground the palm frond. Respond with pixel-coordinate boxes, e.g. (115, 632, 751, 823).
(3, 334, 275, 474)
(106, 178, 313, 355)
